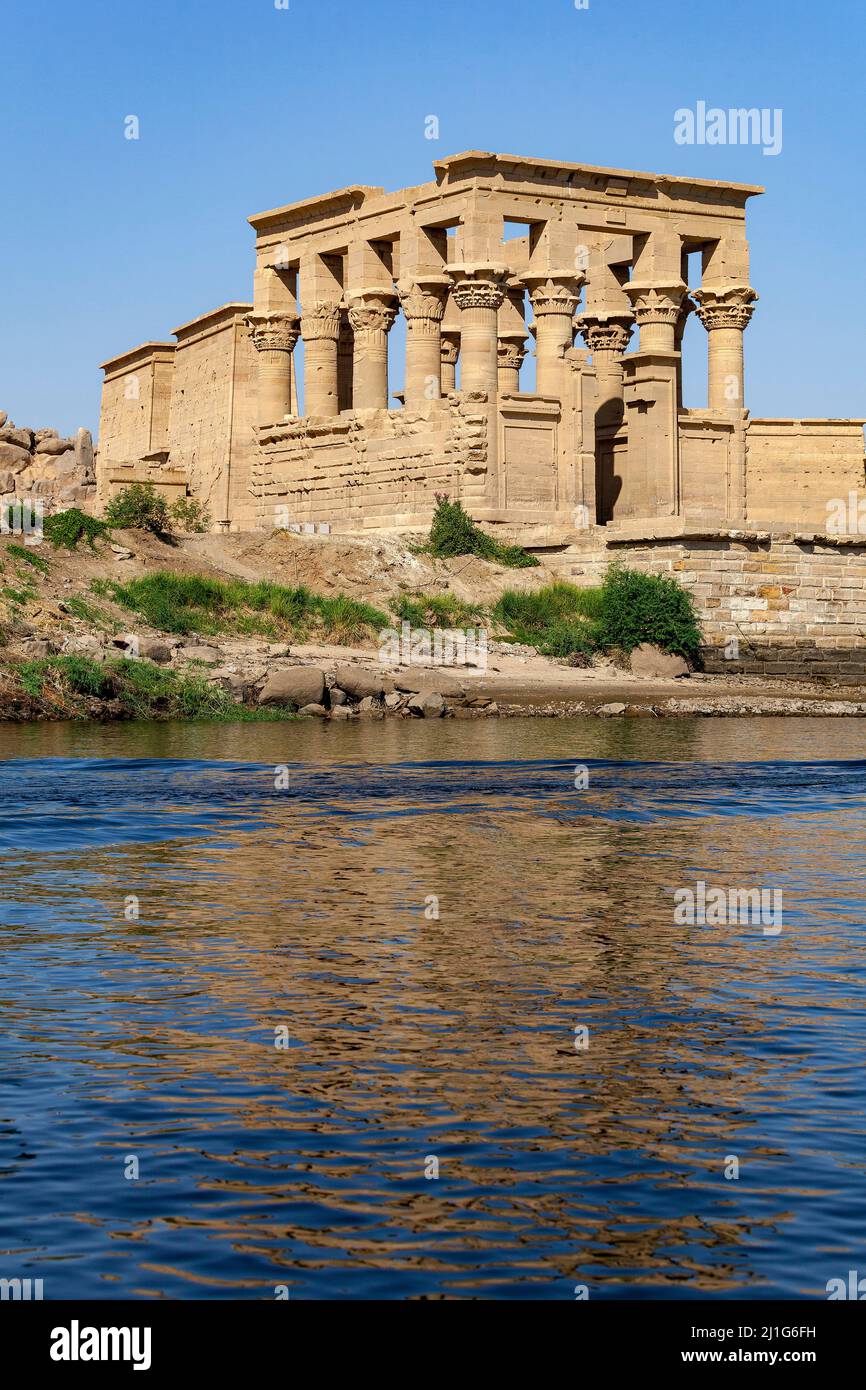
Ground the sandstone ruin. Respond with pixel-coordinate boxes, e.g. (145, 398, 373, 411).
(93, 151, 866, 677)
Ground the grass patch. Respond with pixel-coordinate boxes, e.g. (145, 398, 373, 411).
(424, 495, 540, 569)
(493, 582, 602, 657)
(391, 591, 485, 630)
(65, 595, 113, 628)
(43, 509, 111, 551)
(15, 655, 300, 721)
(6, 543, 49, 574)
(102, 571, 389, 643)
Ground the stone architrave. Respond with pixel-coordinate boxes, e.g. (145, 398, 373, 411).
(245, 312, 301, 426)
(692, 284, 758, 414)
(347, 289, 399, 410)
(300, 300, 342, 417)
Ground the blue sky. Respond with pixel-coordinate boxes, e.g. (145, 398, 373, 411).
(1, 0, 863, 436)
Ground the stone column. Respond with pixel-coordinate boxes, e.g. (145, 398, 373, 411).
(440, 333, 460, 393)
(397, 277, 449, 405)
(497, 335, 527, 393)
(576, 312, 634, 413)
(245, 313, 300, 427)
(446, 265, 508, 396)
(525, 273, 584, 396)
(300, 300, 342, 417)
(624, 281, 689, 352)
(347, 288, 399, 410)
(673, 299, 693, 410)
(692, 285, 758, 414)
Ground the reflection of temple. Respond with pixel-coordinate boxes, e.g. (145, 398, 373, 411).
(98, 151, 864, 538)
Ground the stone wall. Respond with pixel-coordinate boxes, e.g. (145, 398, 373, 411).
(745, 419, 865, 528)
(605, 529, 866, 679)
(0, 410, 96, 512)
(99, 343, 175, 463)
(252, 392, 491, 530)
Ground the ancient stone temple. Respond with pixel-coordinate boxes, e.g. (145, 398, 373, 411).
(98, 151, 864, 547)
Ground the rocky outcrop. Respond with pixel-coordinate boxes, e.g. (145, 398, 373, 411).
(0, 413, 97, 511)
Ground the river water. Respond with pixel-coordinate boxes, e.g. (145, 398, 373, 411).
(1, 717, 865, 1300)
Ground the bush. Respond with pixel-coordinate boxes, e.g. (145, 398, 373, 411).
(42, 508, 110, 551)
(426, 495, 540, 569)
(595, 566, 702, 661)
(170, 496, 211, 533)
(104, 483, 171, 534)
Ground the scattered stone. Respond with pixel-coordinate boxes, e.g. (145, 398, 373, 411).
(34, 435, 74, 455)
(384, 691, 403, 709)
(330, 704, 353, 719)
(0, 442, 31, 471)
(408, 690, 445, 717)
(268, 642, 292, 657)
(628, 643, 689, 679)
(258, 667, 325, 707)
(333, 663, 386, 700)
(113, 549, 135, 561)
(329, 686, 349, 706)
(0, 425, 33, 452)
(598, 702, 627, 716)
(179, 644, 222, 664)
(138, 638, 173, 664)
(299, 703, 329, 717)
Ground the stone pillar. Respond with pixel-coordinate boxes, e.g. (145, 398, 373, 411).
(300, 300, 342, 417)
(673, 299, 693, 410)
(347, 288, 399, 410)
(576, 312, 634, 414)
(337, 309, 354, 412)
(440, 333, 460, 393)
(692, 285, 758, 415)
(525, 274, 584, 396)
(397, 277, 449, 405)
(497, 335, 527, 393)
(624, 281, 688, 353)
(245, 312, 300, 426)
(446, 265, 508, 396)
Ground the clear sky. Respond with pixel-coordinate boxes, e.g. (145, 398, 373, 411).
(1, 0, 863, 437)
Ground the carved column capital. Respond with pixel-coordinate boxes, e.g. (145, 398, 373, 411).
(623, 281, 689, 329)
(576, 312, 634, 356)
(446, 263, 509, 312)
(440, 332, 460, 367)
(692, 284, 758, 331)
(497, 336, 528, 371)
(524, 272, 585, 318)
(347, 288, 399, 337)
(300, 300, 342, 342)
(245, 312, 300, 353)
(397, 277, 449, 327)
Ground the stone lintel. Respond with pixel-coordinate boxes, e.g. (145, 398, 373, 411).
(173, 302, 254, 341)
(248, 186, 384, 233)
(99, 342, 175, 375)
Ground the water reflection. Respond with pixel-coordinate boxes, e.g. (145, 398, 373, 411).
(0, 719, 865, 1298)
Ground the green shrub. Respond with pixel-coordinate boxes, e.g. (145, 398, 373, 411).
(104, 483, 171, 534)
(595, 566, 702, 661)
(170, 496, 211, 533)
(426, 495, 540, 569)
(42, 508, 111, 551)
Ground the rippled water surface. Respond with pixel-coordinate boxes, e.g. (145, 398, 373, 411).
(1, 717, 865, 1300)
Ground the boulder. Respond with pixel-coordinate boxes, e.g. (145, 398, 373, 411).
(138, 638, 173, 664)
(0, 411, 7, 428)
(179, 644, 222, 664)
(0, 425, 33, 452)
(51, 450, 78, 476)
(258, 666, 325, 707)
(329, 686, 348, 706)
(267, 642, 291, 657)
(407, 690, 445, 717)
(333, 663, 387, 700)
(34, 428, 57, 441)
(394, 670, 465, 698)
(298, 703, 329, 718)
(0, 471, 16, 494)
(0, 442, 31, 472)
(598, 702, 627, 716)
(34, 435, 74, 455)
(330, 704, 353, 719)
(628, 643, 689, 679)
